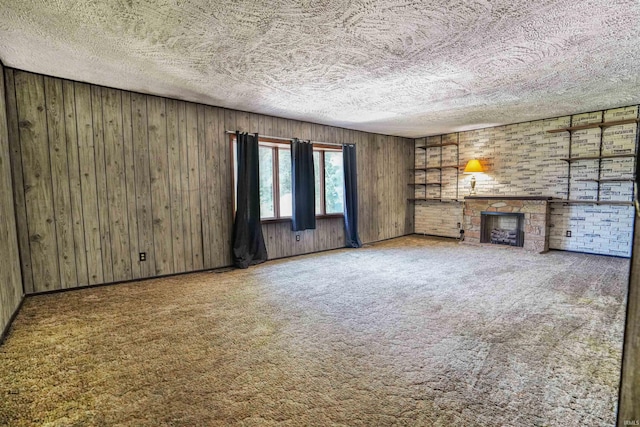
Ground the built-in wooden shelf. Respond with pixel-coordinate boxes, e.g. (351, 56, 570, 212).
(559, 153, 635, 162)
(464, 196, 556, 201)
(548, 118, 640, 133)
(407, 181, 442, 186)
(413, 164, 462, 171)
(549, 199, 634, 206)
(575, 178, 635, 183)
(408, 198, 461, 202)
(416, 142, 459, 149)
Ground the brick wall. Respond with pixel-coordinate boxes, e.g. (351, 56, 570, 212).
(414, 201, 463, 238)
(549, 204, 634, 257)
(414, 105, 638, 257)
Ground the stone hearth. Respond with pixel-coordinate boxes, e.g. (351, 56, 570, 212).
(463, 196, 552, 253)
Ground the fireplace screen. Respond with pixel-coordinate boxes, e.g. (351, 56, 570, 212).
(480, 212, 525, 247)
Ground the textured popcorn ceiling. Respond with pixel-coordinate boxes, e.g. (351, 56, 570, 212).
(0, 1, 639, 137)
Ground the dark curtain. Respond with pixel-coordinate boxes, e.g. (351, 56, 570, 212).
(232, 132, 268, 268)
(291, 138, 316, 231)
(342, 144, 362, 248)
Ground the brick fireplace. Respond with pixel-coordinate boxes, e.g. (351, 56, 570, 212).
(462, 196, 553, 253)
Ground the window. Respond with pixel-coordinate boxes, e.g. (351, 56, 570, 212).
(231, 136, 344, 220)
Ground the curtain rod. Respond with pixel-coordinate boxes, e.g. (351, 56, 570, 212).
(224, 130, 349, 147)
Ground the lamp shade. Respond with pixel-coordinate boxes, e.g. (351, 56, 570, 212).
(463, 159, 484, 173)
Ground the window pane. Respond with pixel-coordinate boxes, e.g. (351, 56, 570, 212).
(313, 151, 321, 214)
(259, 146, 274, 218)
(324, 151, 344, 214)
(278, 148, 292, 217)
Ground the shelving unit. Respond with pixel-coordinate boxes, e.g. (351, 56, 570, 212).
(547, 115, 639, 205)
(408, 197, 462, 202)
(409, 135, 460, 202)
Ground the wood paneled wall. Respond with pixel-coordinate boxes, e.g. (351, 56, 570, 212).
(0, 62, 23, 337)
(4, 68, 413, 293)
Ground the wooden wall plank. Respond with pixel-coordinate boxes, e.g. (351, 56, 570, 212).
(384, 135, 393, 239)
(74, 82, 103, 285)
(197, 104, 211, 268)
(4, 69, 34, 293)
(0, 61, 23, 337)
(131, 92, 156, 277)
(236, 111, 250, 133)
(186, 102, 203, 269)
(204, 106, 221, 267)
(375, 134, 384, 241)
(14, 71, 60, 292)
(91, 86, 113, 283)
(44, 76, 77, 288)
(249, 113, 260, 134)
(216, 107, 231, 266)
(102, 88, 131, 282)
(166, 99, 185, 273)
(121, 91, 141, 280)
(178, 101, 194, 271)
(61, 80, 89, 287)
(360, 132, 371, 243)
(355, 131, 366, 244)
(262, 222, 274, 256)
(362, 132, 371, 243)
(147, 96, 173, 275)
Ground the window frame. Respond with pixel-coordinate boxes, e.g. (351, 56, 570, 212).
(229, 134, 344, 223)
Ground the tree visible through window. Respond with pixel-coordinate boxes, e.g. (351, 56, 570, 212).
(278, 148, 292, 217)
(258, 146, 274, 218)
(324, 151, 344, 214)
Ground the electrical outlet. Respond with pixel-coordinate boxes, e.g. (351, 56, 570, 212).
(566, 231, 571, 238)
(139, 252, 146, 261)
(296, 234, 300, 242)
(457, 222, 461, 228)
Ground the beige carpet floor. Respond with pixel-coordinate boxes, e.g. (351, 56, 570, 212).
(0, 236, 629, 426)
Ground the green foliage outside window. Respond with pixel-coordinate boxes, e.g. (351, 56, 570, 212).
(324, 152, 344, 214)
(278, 148, 292, 217)
(259, 146, 274, 218)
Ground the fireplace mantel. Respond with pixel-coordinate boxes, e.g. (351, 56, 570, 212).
(462, 197, 551, 253)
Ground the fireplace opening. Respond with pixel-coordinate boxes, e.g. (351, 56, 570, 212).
(480, 212, 525, 247)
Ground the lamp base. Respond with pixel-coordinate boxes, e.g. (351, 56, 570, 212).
(470, 175, 477, 195)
